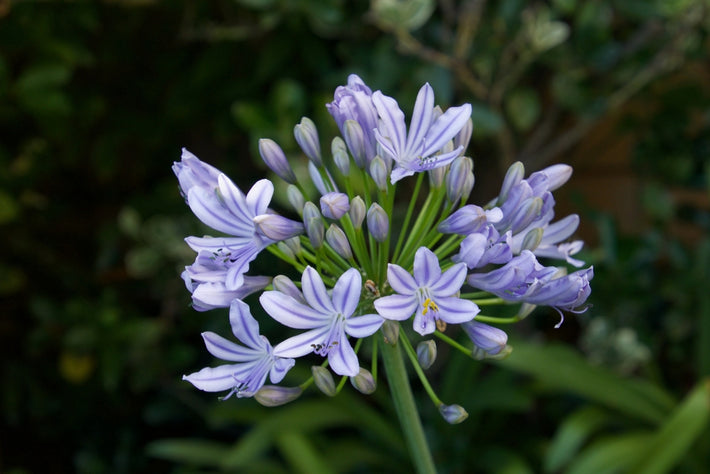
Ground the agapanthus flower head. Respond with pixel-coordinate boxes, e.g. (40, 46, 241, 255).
(374, 247, 479, 335)
(260, 267, 384, 377)
(372, 83, 472, 183)
(183, 300, 295, 399)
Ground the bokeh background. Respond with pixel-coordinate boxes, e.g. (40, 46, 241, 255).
(1, 1, 709, 473)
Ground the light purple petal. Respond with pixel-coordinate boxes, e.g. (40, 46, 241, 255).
(390, 166, 416, 184)
(345, 313, 384, 338)
(184, 236, 253, 252)
(216, 174, 254, 230)
(246, 179, 274, 216)
(420, 103, 472, 157)
(332, 268, 362, 316)
(374, 294, 418, 320)
(187, 187, 251, 236)
(270, 358, 296, 383)
(260, 291, 328, 329)
(413, 247, 442, 287)
(183, 364, 250, 392)
(412, 309, 436, 336)
(229, 300, 264, 350)
(301, 266, 336, 314)
(435, 297, 479, 324)
(404, 83, 435, 156)
(387, 264, 417, 294)
(201, 331, 260, 362)
(409, 146, 463, 172)
(273, 326, 330, 358)
(327, 331, 359, 377)
(372, 91, 406, 157)
(430, 262, 467, 296)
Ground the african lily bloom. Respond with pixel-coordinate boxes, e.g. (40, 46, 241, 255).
(260, 267, 384, 377)
(372, 82, 472, 183)
(374, 247, 480, 335)
(183, 300, 295, 398)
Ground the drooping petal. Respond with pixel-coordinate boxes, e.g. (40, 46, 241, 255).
(332, 268, 361, 317)
(430, 262, 468, 296)
(273, 326, 331, 358)
(345, 313, 384, 338)
(201, 331, 260, 362)
(413, 247, 442, 287)
(374, 294, 418, 320)
(301, 266, 336, 314)
(260, 291, 328, 329)
(387, 263, 417, 294)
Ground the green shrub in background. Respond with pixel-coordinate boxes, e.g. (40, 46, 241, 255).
(1, 0, 708, 472)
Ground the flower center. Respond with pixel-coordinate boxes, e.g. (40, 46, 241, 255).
(421, 297, 439, 315)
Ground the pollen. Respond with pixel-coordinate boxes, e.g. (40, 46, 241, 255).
(422, 298, 439, 315)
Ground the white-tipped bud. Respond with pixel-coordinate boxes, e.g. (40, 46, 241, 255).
(332, 136, 350, 176)
(439, 404, 469, 424)
(287, 185, 306, 216)
(311, 366, 336, 397)
(254, 385, 303, 407)
(258, 138, 297, 184)
(499, 161, 525, 204)
(320, 192, 350, 220)
(382, 320, 400, 345)
(343, 119, 367, 168)
(350, 367, 376, 394)
(416, 340, 437, 370)
(294, 117, 321, 166)
(272, 274, 306, 304)
(326, 224, 353, 260)
(369, 156, 389, 192)
(367, 203, 389, 243)
(253, 214, 304, 241)
(540, 163, 573, 191)
(349, 196, 366, 230)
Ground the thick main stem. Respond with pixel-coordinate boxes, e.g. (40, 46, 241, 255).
(380, 330, 437, 474)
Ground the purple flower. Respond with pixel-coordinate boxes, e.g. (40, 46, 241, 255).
(372, 83, 472, 184)
(260, 267, 384, 377)
(183, 300, 295, 399)
(374, 247, 479, 335)
(175, 151, 281, 291)
(320, 192, 350, 220)
(461, 321, 509, 359)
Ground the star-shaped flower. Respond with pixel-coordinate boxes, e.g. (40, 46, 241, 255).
(260, 267, 384, 377)
(374, 247, 479, 335)
(183, 300, 295, 399)
(372, 83, 472, 184)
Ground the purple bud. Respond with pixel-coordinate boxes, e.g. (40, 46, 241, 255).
(320, 192, 350, 219)
(416, 340, 437, 369)
(369, 156, 388, 192)
(349, 196, 366, 229)
(344, 120, 367, 168)
(499, 161, 525, 204)
(311, 366, 336, 397)
(521, 227, 544, 251)
(382, 320, 400, 345)
(538, 163, 573, 191)
(332, 137, 350, 176)
(254, 385, 303, 407)
(272, 275, 306, 303)
(173, 148, 221, 197)
(462, 321, 509, 360)
(439, 404, 468, 424)
(253, 214, 304, 241)
(258, 139, 297, 184)
(294, 117, 321, 166)
(303, 202, 326, 248)
(287, 185, 306, 216)
(438, 204, 503, 235)
(446, 156, 473, 204)
(367, 203, 389, 242)
(326, 224, 353, 260)
(428, 165, 447, 188)
(350, 367, 376, 394)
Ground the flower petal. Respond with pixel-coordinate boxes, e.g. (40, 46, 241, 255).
(260, 291, 328, 329)
(246, 179, 274, 216)
(374, 294, 418, 320)
(372, 91, 406, 157)
(387, 263, 417, 294)
(404, 83, 434, 156)
(270, 357, 296, 383)
(412, 309, 436, 336)
(327, 331, 359, 377)
(420, 103, 472, 157)
(183, 364, 248, 392)
(187, 187, 251, 236)
(332, 268, 362, 317)
(430, 262, 467, 296)
(229, 300, 264, 350)
(273, 326, 330, 358)
(201, 331, 260, 362)
(413, 247, 442, 287)
(435, 297, 480, 324)
(346, 313, 384, 338)
(217, 174, 254, 230)
(301, 266, 336, 314)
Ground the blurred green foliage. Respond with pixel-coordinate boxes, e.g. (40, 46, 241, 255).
(1, 0, 709, 473)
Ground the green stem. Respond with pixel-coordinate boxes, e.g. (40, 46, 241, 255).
(380, 329, 437, 474)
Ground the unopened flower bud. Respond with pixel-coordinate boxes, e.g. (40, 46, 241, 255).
(344, 119, 367, 167)
(253, 214, 304, 241)
(446, 156, 473, 204)
(272, 275, 306, 304)
(283, 236, 301, 256)
(462, 321, 509, 360)
(332, 136, 350, 176)
(416, 340, 437, 370)
(367, 203, 389, 243)
(308, 161, 337, 195)
(381, 320, 400, 345)
(294, 117, 321, 166)
(439, 403, 468, 424)
(254, 385, 302, 407)
(349, 196, 366, 229)
(521, 227, 544, 251)
(499, 161, 525, 204)
(311, 366, 336, 397)
(350, 367, 376, 394)
(276, 241, 295, 260)
(258, 138, 297, 184)
(461, 171, 475, 203)
(320, 192, 350, 219)
(428, 165, 447, 188)
(326, 224, 353, 260)
(517, 303, 536, 320)
(454, 117, 474, 152)
(287, 185, 306, 216)
(509, 196, 543, 234)
(303, 202, 325, 248)
(369, 156, 389, 192)
(540, 163, 573, 191)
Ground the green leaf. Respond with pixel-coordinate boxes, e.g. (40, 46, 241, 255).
(545, 406, 612, 472)
(505, 88, 541, 132)
(567, 432, 653, 474)
(146, 438, 231, 467)
(276, 431, 334, 474)
(628, 380, 710, 474)
(497, 341, 675, 424)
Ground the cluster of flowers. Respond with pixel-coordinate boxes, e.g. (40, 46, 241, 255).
(174, 74, 592, 413)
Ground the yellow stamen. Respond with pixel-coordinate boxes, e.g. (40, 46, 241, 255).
(422, 298, 439, 315)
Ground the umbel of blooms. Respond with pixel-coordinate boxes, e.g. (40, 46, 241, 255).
(175, 74, 593, 422)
